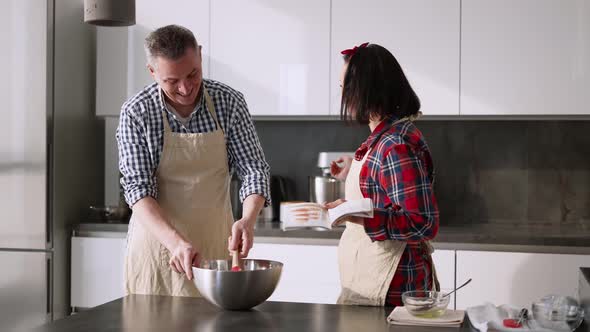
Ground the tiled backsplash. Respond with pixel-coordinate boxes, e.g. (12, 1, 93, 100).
(105, 118, 590, 226)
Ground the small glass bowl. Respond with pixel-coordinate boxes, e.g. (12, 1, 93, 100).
(402, 290, 450, 318)
(531, 295, 584, 332)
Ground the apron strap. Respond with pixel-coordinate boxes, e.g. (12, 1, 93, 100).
(160, 110, 173, 134)
(422, 241, 441, 291)
(203, 88, 223, 134)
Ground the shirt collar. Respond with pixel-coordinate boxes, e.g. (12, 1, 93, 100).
(157, 85, 205, 117)
(355, 117, 399, 160)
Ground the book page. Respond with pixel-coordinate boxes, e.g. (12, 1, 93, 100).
(280, 202, 331, 230)
(328, 198, 373, 226)
(280, 199, 373, 230)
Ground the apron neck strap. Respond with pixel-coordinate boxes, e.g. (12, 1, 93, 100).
(203, 88, 222, 132)
(161, 110, 173, 134)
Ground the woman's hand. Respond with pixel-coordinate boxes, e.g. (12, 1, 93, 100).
(330, 155, 354, 181)
(169, 240, 200, 280)
(324, 199, 365, 225)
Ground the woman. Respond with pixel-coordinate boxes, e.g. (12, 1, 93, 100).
(328, 42, 440, 307)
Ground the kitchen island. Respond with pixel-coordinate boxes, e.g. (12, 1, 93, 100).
(37, 295, 473, 331)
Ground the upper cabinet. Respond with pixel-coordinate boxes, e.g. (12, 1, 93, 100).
(95, 0, 589, 118)
(331, 0, 461, 116)
(461, 0, 590, 115)
(210, 0, 330, 116)
(96, 0, 210, 116)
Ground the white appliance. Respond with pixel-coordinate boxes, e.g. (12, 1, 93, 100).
(0, 1, 102, 331)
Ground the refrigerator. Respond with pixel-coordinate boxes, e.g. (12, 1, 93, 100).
(0, 0, 104, 331)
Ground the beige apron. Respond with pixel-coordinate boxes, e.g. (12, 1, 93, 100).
(124, 88, 233, 297)
(337, 117, 438, 306)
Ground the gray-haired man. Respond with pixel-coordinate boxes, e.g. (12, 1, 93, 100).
(117, 25, 270, 296)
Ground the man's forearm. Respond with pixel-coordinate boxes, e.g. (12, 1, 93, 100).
(241, 194, 266, 223)
(131, 196, 187, 251)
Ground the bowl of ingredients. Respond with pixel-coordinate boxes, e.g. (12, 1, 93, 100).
(402, 290, 450, 318)
(531, 295, 584, 331)
(192, 259, 282, 310)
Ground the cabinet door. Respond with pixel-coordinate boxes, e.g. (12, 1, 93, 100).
(456, 251, 590, 309)
(0, 0, 47, 249)
(248, 243, 340, 304)
(461, 0, 590, 115)
(96, 0, 210, 116)
(432, 249, 456, 309)
(210, 0, 330, 116)
(0, 251, 50, 331)
(71, 237, 127, 308)
(331, 0, 460, 116)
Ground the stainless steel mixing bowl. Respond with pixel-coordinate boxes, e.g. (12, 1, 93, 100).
(192, 259, 283, 310)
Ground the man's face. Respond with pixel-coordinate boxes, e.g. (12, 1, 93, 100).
(149, 46, 203, 107)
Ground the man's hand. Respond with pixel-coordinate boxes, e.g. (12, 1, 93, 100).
(131, 197, 201, 280)
(229, 217, 255, 258)
(228, 194, 266, 257)
(169, 240, 200, 280)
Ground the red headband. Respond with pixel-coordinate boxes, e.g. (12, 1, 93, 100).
(340, 42, 369, 57)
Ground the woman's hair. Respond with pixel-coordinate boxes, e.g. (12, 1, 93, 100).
(340, 44, 420, 124)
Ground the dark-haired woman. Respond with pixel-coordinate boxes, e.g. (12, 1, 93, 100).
(327, 43, 440, 307)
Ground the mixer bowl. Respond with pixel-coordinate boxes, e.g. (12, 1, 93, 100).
(192, 259, 283, 310)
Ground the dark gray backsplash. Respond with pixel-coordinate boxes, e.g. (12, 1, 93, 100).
(254, 120, 590, 226)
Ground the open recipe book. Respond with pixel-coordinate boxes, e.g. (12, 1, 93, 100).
(280, 198, 374, 230)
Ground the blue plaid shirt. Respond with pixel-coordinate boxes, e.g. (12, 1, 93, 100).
(116, 79, 271, 207)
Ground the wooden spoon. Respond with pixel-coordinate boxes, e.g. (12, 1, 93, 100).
(231, 249, 242, 271)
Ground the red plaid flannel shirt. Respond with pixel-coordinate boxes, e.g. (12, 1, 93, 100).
(357, 118, 439, 306)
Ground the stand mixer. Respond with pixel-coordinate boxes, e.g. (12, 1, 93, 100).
(308, 152, 354, 204)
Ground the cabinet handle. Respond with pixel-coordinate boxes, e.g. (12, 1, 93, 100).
(46, 142, 53, 249)
(46, 257, 52, 316)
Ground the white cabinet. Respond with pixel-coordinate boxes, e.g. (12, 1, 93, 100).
(71, 236, 127, 308)
(210, 0, 330, 116)
(455, 251, 590, 310)
(432, 249, 456, 309)
(247, 243, 340, 304)
(331, 0, 460, 116)
(461, 0, 590, 115)
(96, 0, 210, 116)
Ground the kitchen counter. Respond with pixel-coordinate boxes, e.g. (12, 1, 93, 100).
(75, 220, 590, 254)
(35, 295, 473, 332)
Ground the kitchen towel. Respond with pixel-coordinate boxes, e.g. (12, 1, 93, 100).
(387, 306, 465, 327)
(466, 303, 554, 332)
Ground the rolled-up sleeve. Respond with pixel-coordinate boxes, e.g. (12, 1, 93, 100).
(226, 93, 271, 206)
(363, 144, 439, 242)
(116, 105, 158, 207)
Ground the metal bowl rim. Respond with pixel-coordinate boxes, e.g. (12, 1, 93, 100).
(193, 259, 283, 273)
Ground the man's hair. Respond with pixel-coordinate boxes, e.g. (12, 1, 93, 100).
(340, 44, 420, 124)
(144, 24, 199, 66)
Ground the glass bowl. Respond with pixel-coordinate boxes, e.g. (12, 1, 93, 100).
(531, 295, 584, 332)
(402, 290, 450, 318)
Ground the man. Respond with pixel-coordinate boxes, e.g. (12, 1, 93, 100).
(117, 25, 270, 296)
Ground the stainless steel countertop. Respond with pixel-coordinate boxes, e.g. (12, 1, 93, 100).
(73, 220, 590, 254)
(37, 294, 477, 332)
